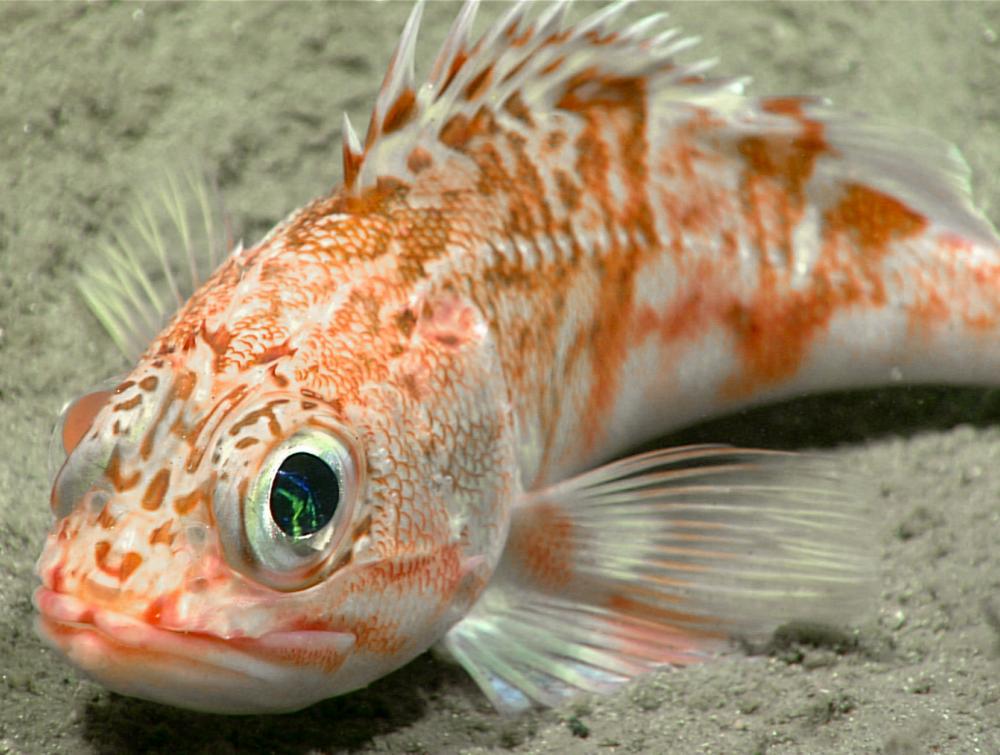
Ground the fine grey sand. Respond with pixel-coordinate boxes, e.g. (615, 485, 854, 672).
(2, 2, 999, 753)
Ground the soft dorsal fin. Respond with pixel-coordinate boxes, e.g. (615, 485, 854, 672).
(78, 170, 232, 362)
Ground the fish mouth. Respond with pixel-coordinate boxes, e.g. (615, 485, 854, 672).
(33, 587, 357, 714)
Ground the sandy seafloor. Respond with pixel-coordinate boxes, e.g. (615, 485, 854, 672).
(2, 1, 1000, 753)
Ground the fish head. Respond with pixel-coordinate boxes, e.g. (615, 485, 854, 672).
(36, 232, 518, 713)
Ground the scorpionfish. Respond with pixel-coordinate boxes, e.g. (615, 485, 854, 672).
(35, 0, 1000, 714)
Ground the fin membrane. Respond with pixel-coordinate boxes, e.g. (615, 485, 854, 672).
(442, 445, 876, 712)
(78, 168, 231, 362)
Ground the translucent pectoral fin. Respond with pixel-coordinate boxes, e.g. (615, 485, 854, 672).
(441, 445, 877, 712)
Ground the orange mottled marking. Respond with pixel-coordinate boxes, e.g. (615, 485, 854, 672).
(228, 399, 289, 439)
(149, 522, 175, 547)
(463, 65, 494, 101)
(723, 183, 927, 397)
(507, 503, 575, 590)
(406, 147, 433, 174)
(141, 468, 170, 511)
(173, 481, 211, 516)
(140, 373, 196, 461)
(120, 552, 143, 581)
(105, 449, 140, 493)
(112, 394, 142, 412)
(557, 72, 654, 453)
(343, 616, 406, 657)
(96, 505, 116, 530)
(823, 183, 928, 255)
(738, 99, 830, 260)
(143, 593, 177, 626)
(94, 541, 143, 582)
(231, 635, 351, 675)
(174, 369, 197, 399)
(382, 88, 416, 135)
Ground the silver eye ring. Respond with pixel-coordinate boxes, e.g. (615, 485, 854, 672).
(243, 425, 363, 590)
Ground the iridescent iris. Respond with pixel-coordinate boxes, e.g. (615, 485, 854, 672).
(269, 452, 340, 538)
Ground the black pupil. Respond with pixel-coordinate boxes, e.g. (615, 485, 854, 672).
(270, 453, 340, 538)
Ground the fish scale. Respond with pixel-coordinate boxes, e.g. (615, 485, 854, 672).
(34, 0, 1000, 714)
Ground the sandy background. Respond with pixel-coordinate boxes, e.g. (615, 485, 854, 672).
(2, 1, 999, 753)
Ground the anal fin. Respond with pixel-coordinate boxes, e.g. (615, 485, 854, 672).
(441, 445, 876, 712)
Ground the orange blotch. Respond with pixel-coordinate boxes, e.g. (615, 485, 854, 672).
(251, 340, 294, 367)
(440, 113, 472, 151)
(141, 468, 170, 511)
(149, 522, 175, 547)
(632, 273, 716, 347)
(580, 244, 642, 450)
(94, 542, 142, 582)
(463, 65, 494, 101)
(139, 375, 159, 392)
(823, 183, 927, 255)
(722, 183, 926, 398)
(94, 540, 110, 568)
(406, 147, 433, 174)
(173, 482, 210, 516)
(120, 552, 143, 581)
(438, 49, 469, 97)
(62, 389, 111, 456)
(96, 504, 116, 530)
(344, 616, 406, 657)
(143, 593, 179, 626)
(722, 288, 836, 398)
(105, 448, 140, 493)
(112, 394, 142, 412)
(502, 90, 533, 127)
(507, 502, 576, 590)
(343, 141, 362, 188)
(737, 100, 830, 259)
(382, 88, 416, 135)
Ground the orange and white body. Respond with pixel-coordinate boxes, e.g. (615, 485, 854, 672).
(35, 1, 1000, 714)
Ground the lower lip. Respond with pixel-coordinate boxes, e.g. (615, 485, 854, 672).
(33, 587, 359, 713)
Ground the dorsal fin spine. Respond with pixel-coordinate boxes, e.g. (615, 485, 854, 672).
(366, 0, 424, 150)
(341, 112, 363, 188)
(428, 0, 479, 87)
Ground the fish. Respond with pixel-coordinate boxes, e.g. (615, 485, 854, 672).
(34, 0, 1000, 715)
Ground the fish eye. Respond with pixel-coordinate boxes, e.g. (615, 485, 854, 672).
(269, 452, 340, 538)
(243, 427, 362, 590)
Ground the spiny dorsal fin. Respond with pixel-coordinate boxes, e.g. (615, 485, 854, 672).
(363, 0, 424, 152)
(344, 0, 997, 257)
(341, 0, 731, 193)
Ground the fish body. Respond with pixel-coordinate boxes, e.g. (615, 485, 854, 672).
(35, 1, 1000, 714)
